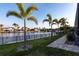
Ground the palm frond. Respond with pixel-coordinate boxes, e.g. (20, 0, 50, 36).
(6, 11, 22, 19)
(13, 23, 18, 26)
(59, 17, 69, 26)
(43, 19, 49, 23)
(51, 22, 56, 25)
(27, 16, 38, 24)
(53, 19, 58, 22)
(16, 3, 25, 16)
(59, 18, 66, 22)
(25, 4, 38, 17)
(47, 14, 52, 21)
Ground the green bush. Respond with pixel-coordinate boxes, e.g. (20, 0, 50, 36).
(66, 32, 75, 42)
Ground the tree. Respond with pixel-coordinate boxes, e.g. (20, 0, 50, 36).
(59, 17, 68, 27)
(59, 17, 69, 33)
(6, 3, 38, 50)
(53, 19, 60, 28)
(43, 14, 55, 39)
(12, 23, 20, 42)
(12, 23, 19, 32)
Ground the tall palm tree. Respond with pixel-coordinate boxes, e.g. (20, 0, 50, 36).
(43, 14, 54, 39)
(6, 3, 38, 50)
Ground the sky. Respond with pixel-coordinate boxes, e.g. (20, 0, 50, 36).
(0, 3, 77, 29)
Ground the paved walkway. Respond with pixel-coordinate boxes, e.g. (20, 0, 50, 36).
(48, 35, 79, 53)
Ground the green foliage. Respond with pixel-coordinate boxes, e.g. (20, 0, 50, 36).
(7, 3, 38, 23)
(6, 11, 22, 19)
(16, 3, 25, 16)
(43, 14, 53, 26)
(25, 5, 38, 17)
(66, 31, 75, 42)
(59, 25, 70, 34)
(59, 27, 64, 31)
(59, 17, 68, 26)
(27, 16, 38, 24)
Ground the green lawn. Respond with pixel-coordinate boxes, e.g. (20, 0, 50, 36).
(0, 34, 79, 56)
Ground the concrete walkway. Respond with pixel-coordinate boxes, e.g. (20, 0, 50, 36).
(48, 35, 79, 53)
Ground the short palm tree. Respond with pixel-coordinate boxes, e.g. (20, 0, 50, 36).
(12, 23, 20, 42)
(43, 14, 53, 29)
(12, 23, 19, 32)
(59, 17, 69, 33)
(6, 3, 38, 50)
(53, 19, 60, 32)
(43, 14, 54, 39)
(53, 19, 60, 28)
(59, 17, 68, 27)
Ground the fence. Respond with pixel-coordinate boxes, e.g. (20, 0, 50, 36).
(0, 32, 58, 45)
(0, 31, 59, 45)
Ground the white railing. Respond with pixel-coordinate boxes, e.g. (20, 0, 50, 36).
(0, 32, 53, 45)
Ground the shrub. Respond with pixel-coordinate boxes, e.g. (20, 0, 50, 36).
(66, 32, 75, 42)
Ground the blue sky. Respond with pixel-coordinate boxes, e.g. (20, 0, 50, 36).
(0, 3, 77, 29)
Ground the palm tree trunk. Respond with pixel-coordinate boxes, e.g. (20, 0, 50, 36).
(51, 24, 52, 39)
(2, 32, 4, 45)
(24, 19, 27, 50)
(58, 24, 60, 33)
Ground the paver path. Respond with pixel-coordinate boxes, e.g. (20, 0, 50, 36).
(48, 35, 79, 53)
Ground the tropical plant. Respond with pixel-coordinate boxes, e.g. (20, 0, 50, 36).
(59, 17, 68, 27)
(6, 3, 38, 50)
(53, 19, 60, 28)
(59, 17, 69, 33)
(12, 23, 19, 32)
(53, 19, 60, 33)
(43, 14, 55, 39)
(66, 31, 75, 42)
(12, 23, 20, 42)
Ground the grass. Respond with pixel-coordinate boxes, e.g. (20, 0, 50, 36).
(0, 34, 79, 56)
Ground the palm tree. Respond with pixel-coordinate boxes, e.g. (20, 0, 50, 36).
(6, 3, 38, 50)
(43, 14, 54, 39)
(59, 17, 69, 33)
(12, 23, 19, 32)
(12, 23, 20, 42)
(53, 19, 60, 33)
(59, 17, 68, 27)
(53, 19, 60, 28)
